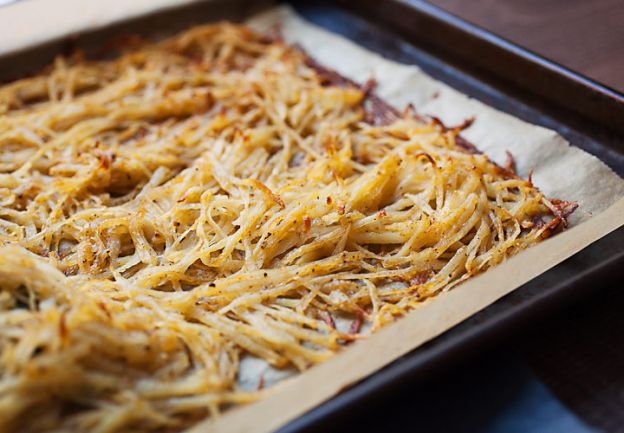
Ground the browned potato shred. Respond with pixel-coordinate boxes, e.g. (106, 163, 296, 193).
(0, 23, 573, 433)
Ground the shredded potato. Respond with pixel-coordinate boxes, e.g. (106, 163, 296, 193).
(0, 24, 576, 433)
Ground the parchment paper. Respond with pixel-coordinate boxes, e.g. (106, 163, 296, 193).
(191, 6, 624, 433)
(2, 2, 624, 432)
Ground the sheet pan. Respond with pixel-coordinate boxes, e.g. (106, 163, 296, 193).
(0, 1, 623, 432)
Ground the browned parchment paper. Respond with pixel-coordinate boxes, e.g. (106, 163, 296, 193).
(1, 2, 623, 432)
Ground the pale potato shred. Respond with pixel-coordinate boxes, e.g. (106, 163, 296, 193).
(0, 23, 576, 432)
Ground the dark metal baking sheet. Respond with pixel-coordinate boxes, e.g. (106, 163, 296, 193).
(279, 1, 624, 431)
(1, 1, 622, 432)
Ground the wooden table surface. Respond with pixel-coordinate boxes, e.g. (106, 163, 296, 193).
(428, 0, 624, 92)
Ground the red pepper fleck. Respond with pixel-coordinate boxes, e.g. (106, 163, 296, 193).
(59, 312, 68, 340)
(257, 375, 265, 391)
(320, 311, 336, 329)
(97, 302, 111, 319)
(409, 272, 429, 286)
(505, 151, 517, 175)
(349, 314, 363, 335)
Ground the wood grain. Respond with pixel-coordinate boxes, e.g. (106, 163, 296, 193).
(427, 0, 624, 92)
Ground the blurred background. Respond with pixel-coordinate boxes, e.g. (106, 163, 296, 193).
(429, 0, 624, 91)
